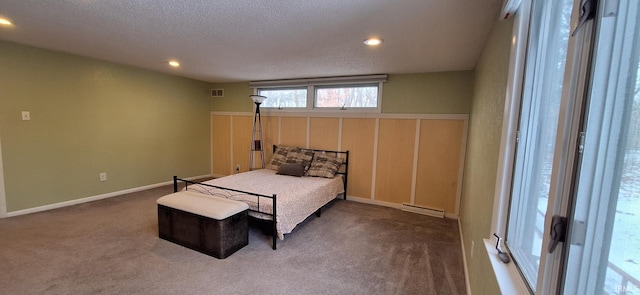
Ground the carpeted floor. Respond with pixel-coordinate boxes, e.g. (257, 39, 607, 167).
(0, 185, 467, 295)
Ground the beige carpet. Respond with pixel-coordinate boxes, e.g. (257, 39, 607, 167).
(0, 185, 467, 295)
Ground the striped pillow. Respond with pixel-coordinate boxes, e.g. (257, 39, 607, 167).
(306, 153, 344, 178)
(266, 145, 298, 170)
(286, 148, 315, 170)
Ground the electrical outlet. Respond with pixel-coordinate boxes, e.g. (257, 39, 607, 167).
(21, 111, 31, 121)
(99, 172, 107, 182)
(471, 241, 475, 259)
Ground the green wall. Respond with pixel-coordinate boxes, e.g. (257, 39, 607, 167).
(210, 72, 474, 114)
(210, 82, 254, 112)
(460, 18, 514, 294)
(0, 41, 212, 212)
(383, 72, 473, 114)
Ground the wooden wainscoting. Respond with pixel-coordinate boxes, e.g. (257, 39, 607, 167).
(375, 119, 417, 205)
(210, 112, 468, 218)
(341, 118, 376, 200)
(415, 119, 466, 214)
(211, 114, 231, 176)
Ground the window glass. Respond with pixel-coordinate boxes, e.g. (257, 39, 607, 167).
(562, 0, 640, 293)
(258, 88, 307, 108)
(315, 85, 378, 108)
(505, 0, 573, 290)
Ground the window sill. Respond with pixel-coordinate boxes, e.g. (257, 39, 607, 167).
(483, 239, 532, 295)
(262, 108, 381, 115)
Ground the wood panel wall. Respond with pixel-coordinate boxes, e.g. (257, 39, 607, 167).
(375, 119, 416, 204)
(211, 115, 231, 175)
(210, 112, 468, 218)
(341, 118, 375, 199)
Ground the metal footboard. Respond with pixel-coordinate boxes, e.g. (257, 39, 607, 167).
(173, 176, 278, 250)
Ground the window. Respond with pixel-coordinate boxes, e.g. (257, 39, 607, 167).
(504, 0, 573, 289)
(258, 88, 307, 108)
(562, 0, 640, 293)
(492, 0, 640, 294)
(315, 84, 379, 108)
(250, 75, 386, 111)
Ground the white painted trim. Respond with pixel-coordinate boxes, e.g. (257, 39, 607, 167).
(211, 111, 470, 122)
(337, 117, 343, 151)
(370, 118, 380, 200)
(459, 218, 472, 295)
(305, 116, 310, 148)
(377, 82, 384, 110)
(484, 239, 531, 294)
(210, 113, 214, 182)
(229, 115, 235, 174)
(490, 0, 530, 240)
(409, 119, 421, 205)
(217, 110, 470, 120)
(5, 174, 212, 218)
(348, 195, 404, 210)
(402, 203, 444, 218)
(277, 116, 282, 144)
(0, 135, 7, 218)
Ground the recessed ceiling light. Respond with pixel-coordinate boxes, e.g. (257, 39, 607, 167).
(364, 38, 383, 46)
(0, 18, 13, 26)
(168, 61, 180, 67)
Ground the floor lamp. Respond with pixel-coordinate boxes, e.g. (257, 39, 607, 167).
(249, 95, 266, 170)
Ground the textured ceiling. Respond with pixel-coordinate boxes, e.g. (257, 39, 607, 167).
(0, 0, 502, 83)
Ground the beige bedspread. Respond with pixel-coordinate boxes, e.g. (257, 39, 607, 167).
(186, 169, 344, 240)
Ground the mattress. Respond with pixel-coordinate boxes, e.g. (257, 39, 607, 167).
(186, 169, 345, 240)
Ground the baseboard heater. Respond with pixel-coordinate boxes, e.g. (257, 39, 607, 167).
(401, 203, 445, 218)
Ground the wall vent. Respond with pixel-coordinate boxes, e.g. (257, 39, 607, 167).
(401, 203, 445, 218)
(211, 89, 224, 97)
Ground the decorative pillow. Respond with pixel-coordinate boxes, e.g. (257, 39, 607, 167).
(266, 145, 298, 170)
(306, 153, 344, 178)
(276, 163, 306, 177)
(285, 148, 315, 170)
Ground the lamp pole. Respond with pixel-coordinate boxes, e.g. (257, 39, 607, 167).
(249, 95, 266, 170)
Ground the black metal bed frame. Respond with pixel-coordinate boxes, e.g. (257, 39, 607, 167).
(172, 145, 349, 251)
(173, 176, 278, 250)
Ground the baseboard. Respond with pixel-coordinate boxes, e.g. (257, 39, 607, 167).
(402, 203, 445, 218)
(346, 195, 403, 209)
(459, 218, 472, 295)
(347, 196, 459, 219)
(5, 174, 212, 218)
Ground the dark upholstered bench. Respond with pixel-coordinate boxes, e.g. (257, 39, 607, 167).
(157, 191, 249, 259)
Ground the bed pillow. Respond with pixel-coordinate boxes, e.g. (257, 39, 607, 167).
(285, 148, 315, 170)
(276, 163, 306, 177)
(306, 153, 344, 178)
(267, 145, 298, 170)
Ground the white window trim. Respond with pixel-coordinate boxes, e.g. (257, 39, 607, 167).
(487, 0, 533, 293)
(313, 83, 382, 111)
(535, 0, 597, 292)
(255, 86, 310, 110)
(488, 0, 598, 293)
(250, 75, 386, 113)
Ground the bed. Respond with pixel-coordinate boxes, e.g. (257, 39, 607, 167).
(173, 145, 349, 250)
